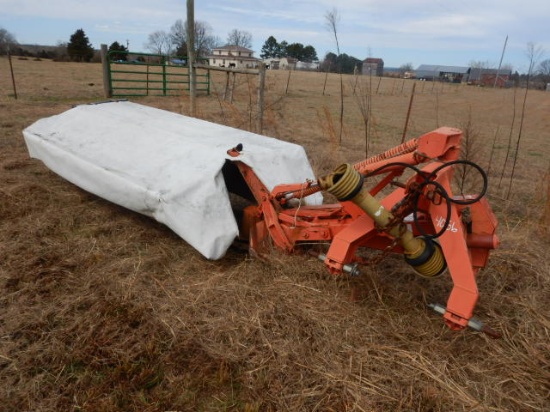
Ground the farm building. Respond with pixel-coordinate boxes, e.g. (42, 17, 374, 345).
(295, 60, 320, 71)
(362, 58, 384, 76)
(468, 68, 512, 87)
(208, 45, 259, 69)
(262, 57, 298, 70)
(416, 64, 470, 82)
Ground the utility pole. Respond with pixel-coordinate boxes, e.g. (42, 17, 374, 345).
(494, 35, 508, 88)
(187, 0, 196, 116)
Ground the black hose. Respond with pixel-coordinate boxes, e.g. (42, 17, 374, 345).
(364, 159, 489, 239)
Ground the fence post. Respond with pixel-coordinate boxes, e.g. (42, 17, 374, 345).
(187, 0, 196, 116)
(162, 56, 167, 96)
(100, 44, 112, 98)
(401, 82, 416, 143)
(257, 63, 266, 133)
(224, 72, 231, 101)
(8, 50, 17, 99)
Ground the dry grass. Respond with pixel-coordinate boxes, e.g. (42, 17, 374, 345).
(1, 57, 549, 411)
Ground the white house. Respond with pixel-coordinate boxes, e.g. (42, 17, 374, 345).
(262, 57, 299, 70)
(208, 45, 259, 69)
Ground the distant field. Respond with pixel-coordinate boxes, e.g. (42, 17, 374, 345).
(1, 57, 549, 411)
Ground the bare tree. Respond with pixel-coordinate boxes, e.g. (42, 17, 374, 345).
(170, 19, 220, 58)
(325, 8, 344, 143)
(469, 60, 493, 69)
(0, 27, 18, 54)
(170, 20, 186, 53)
(226, 29, 253, 48)
(537, 58, 550, 84)
(507, 42, 545, 198)
(399, 62, 413, 77)
(144, 30, 172, 55)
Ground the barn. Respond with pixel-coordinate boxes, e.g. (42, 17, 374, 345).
(468, 68, 512, 87)
(362, 58, 384, 76)
(415, 64, 470, 82)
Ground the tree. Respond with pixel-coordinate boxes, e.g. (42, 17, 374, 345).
(283, 43, 318, 62)
(260, 36, 317, 61)
(108, 41, 128, 61)
(507, 42, 545, 199)
(325, 7, 344, 142)
(538, 59, 550, 83)
(0, 27, 18, 55)
(260, 36, 281, 59)
(285, 43, 304, 60)
(67, 28, 94, 62)
(145, 30, 172, 55)
(336, 53, 361, 74)
(226, 29, 252, 48)
(525, 42, 544, 76)
(279, 41, 288, 56)
(469, 60, 492, 69)
(169, 19, 220, 58)
(399, 62, 413, 75)
(302, 45, 318, 62)
(320, 52, 338, 72)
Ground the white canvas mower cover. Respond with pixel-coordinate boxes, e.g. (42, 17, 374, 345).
(23, 100, 321, 259)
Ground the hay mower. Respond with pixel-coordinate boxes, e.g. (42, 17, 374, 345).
(226, 127, 500, 336)
(24, 102, 500, 337)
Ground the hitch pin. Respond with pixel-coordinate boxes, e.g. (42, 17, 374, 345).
(428, 303, 501, 338)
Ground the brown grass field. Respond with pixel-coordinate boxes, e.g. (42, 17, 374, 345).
(1, 57, 549, 411)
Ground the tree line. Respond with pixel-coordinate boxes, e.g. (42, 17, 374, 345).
(260, 36, 318, 62)
(2, 25, 549, 83)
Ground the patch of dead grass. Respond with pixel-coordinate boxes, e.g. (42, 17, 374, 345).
(1, 57, 549, 411)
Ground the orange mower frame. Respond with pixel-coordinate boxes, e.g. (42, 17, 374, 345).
(226, 127, 500, 336)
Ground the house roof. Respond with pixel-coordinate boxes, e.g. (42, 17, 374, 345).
(363, 57, 384, 64)
(416, 64, 470, 74)
(212, 45, 254, 53)
(207, 55, 259, 62)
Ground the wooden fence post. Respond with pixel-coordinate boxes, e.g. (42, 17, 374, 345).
(187, 0, 196, 116)
(257, 63, 266, 133)
(401, 82, 416, 143)
(8, 50, 18, 99)
(100, 44, 112, 98)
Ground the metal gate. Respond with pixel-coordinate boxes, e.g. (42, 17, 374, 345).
(106, 51, 210, 97)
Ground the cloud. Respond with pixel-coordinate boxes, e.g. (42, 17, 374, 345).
(4, 0, 182, 22)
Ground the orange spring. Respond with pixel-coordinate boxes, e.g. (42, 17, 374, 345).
(281, 138, 419, 202)
(353, 138, 419, 173)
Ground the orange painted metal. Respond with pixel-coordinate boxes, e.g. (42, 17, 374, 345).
(229, 127, 499, 331)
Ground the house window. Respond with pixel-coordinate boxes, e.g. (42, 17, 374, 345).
(213, 59, 216, 64)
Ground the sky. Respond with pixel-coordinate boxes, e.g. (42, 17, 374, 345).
(2, 0, 549, 73)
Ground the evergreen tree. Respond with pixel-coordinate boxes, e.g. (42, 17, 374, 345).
(302, 45, 318, 62)
(285, 43, 305, 60)
(279, 41, 288, 57)
(260, 36, 280, 59)
(67, 29, 94, 62)
(108, 41, 128, 62)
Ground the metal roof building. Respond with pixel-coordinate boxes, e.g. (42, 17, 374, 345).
(468, 68, 512, 87)
(415, 64, 470, 82)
